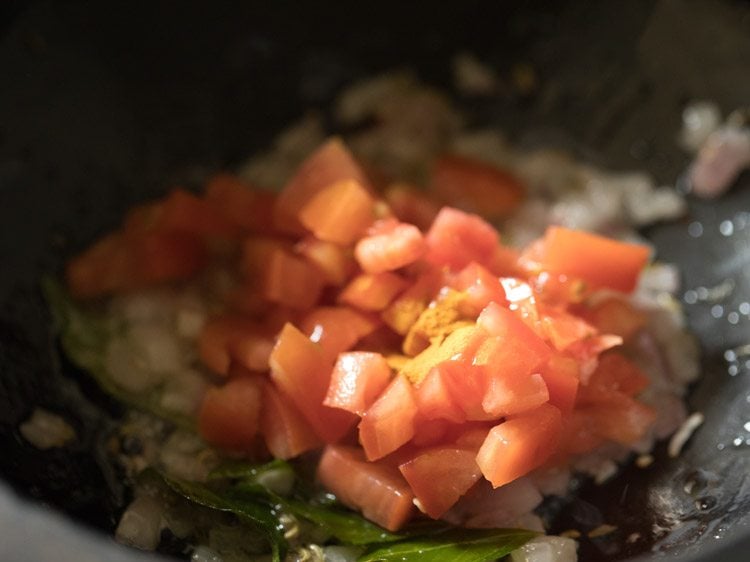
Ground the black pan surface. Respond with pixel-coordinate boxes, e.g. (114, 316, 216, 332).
(1, 1, 749, 561)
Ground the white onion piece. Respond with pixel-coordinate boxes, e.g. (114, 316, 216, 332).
(323, 545, 364, 562)
(444, 477, 543, 529)
(18, 408, 76, 449)
(510, 536, 578, 562)
(115, 495, 164, 551)
(159, 431, 216, 482)
(160, 369, 208, 417)
(105, 337, 163, 393)
(679, 101, 722, 153)
(690, 126, 750, 198)
(191, 546, 223, 562)
(127, 324, 185, 374)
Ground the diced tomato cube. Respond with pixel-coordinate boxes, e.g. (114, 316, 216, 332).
(359, 375, 418, 460)
(339, 272, 409, 312)
(381, 269, 444, 335)
(566, 334, 624, 384)
(384, 183, 441, 231)
(540, 309, 596, 351)
(262, 249, 325, 310)
(431, 154, 525, 219)
(474, 302, 552, 379)
(424, 207, 499, 271)
(260, 381, 321, 459)
(579, 392, 656, 445)
(239, 237, 293, 280)
(399, 446, 483, 519)
(299, 306, 380, 361)
(451, 262, 507, 314)
(160, 188, 240, 240)
(269, 323, 358, 442)
(538, 355, 580, 415)
(198, 376, 263, 452)
(355, 219, 427, 274)
(274, 138, 371, 234)
(482, 372, 550, 417)
(432, 360, 494, 422)
(298, 179, 376, 245)
(317, 445, 415, 531)
(577, 353, 650, 405)
(581, 297, 647, 341)
(198, 314, 272, 376)
(204, 173, 277, 233)
(535, 226, 651, 293)
(324, 352, 393, 416)
(476, 404, 562, 488)
(414, 367, 466, 423)
(296, 237, 356, 286)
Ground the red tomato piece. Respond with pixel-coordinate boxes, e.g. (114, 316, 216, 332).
(424, 207, 499, 271)
(482, 372, 550, 417)
(296, 236, 356, 286)
(274, 138, 371, 234)
(204, 173, 277, 233)
(538, 355, 580, 415)
(260, 381, 321, 459)
(381, 269, 444, 335)
(159, 188, 240, 240)
(399, 446, 483, 519)
(269, 323, 358, 442)
(432, 360, 494, 422)
(198, 314, 272, 376)
(339, 272, 409, 312)
(239, 237, 293, 280)
(414, 366, 466, 423)
(580, 392, 656, 445)
(411, 417, 453, 448)
(581, 297, 648, 341)
(577, 352, 650, 405)
(476, 404, 562, 488)
(317, 445, 415, 531)
(540, 309, 596, 351)
(324, 352, 393, 416)
(474, 302, 553, 379)
(298, 179, 376, 245)
(431, 154, 525, 219)
(536, 226, 651, 293)
(354, 219, 427, 274)
(198, 376, 263, 452)
(499, 277, 541, 332)
(66, 233, 132, 298)
(567, 334, 624, 384)
(299, 306, 380, 361)
(359, 375, 418, 460)
(384, 183, 441, 231)
(451, 262, 507, 314)
(263, 249, 325, 310)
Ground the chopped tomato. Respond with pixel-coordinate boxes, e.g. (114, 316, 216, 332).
(274, 138, 371, 234)
(198, 376, 263, 452)
(411, 417, 452, 447)
(296, 237, 356, 286)
(424, 207, 499, 271)
(299, 306, 380, 361)
(260, 381, 321, 459)
(538, 355, 580, 415)
(269, 323, 358, 442)
(414, 366, 466, 423)
(355, 219, 426, 274)
(474, 303, 552, 379)
(451, 262, 507, 314)
(159, 188, 240, 240)
(577, 352, 650, 405)
(198, 314, 272, 376)
(579, 392, 656, 445)
(487, 244, 523, 277)
(481, 372, 550, 417)
(431, 360, 493, 421)
(540, 309, 596, 351)
(581, 297, 647, 341)
(299, 179, 376, 245)
(431, 154, 525, 218)
(384, 183, 441, 231)
(239, 237, 293, 280)
(381, 269, 444, 335)
(262, 249, 325, 310)
(399, 325, 485, 385)
(324, 352, 393, 416)
(317, 445, 415, 531)
(359, 375, 418, 460)
(535, 226, 651, 293)
(567, 334, 624, 384)
(339, 272, 409, 312)
(204, 173, 277, 233)
(498, 278, 541, 332)
(476, 404, 562, 488)
(399, 446, 483, 519)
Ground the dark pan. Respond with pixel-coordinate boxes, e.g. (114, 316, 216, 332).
(1, 1, 749, 561)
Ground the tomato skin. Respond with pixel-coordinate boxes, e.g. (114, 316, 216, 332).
(339, 272, 409, 312)
(317, 445, 415, 532)
(324, 352, 393, 416)
(399, 446, 483, 519)
(269, 323, 358, 443)
(299, 306, 380, 362)
(536, 226, 651, 293)
(260, 381, 321, 459)
(476, 403, 562, 488)
(204, 173, 277, 233)
(359, 375, 418, 460)
(431, 154, 525, 219)
(354, 220, 426, 274)
(424, 207, 499, 271)
(274, 138, 371, 234)
(298, 179, 376, 245)
(198, 376, 263, 452)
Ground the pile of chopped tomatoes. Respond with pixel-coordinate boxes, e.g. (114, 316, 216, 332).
(67, 139, 654, 531)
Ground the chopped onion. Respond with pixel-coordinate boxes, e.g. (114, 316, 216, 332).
(323, 545, 364, 562)
(690, 126, 750, 198)
(510, 536, 578, 562)
(679, 101, 722, 153)
(105, 337, 163, 393)
(115, 495, 164, 551)
(444, 477, 543, 529)
(191, 546, 223, 562)
(18, 408, 76, 449)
